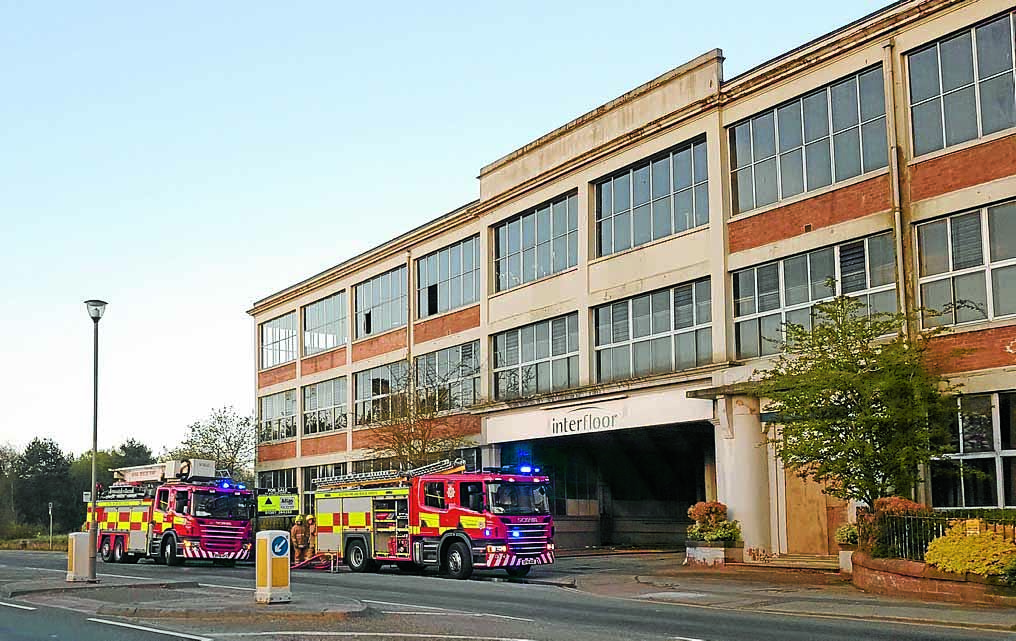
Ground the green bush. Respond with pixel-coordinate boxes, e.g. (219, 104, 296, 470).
(1003, 556, 1016, 587)
(924, 522, 1016, 577)
(835, 523, 858, 545)
(688, 520, 742, 543)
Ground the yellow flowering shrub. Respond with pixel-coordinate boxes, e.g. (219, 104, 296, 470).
(924, 522, 1016, 577)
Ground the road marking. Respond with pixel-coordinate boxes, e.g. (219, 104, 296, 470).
(87, 618, 213, 641)
(213, 634, 536, 640)
(379, 611, 535, 623)
(671, 637, 707, 641)
(0, 601, 36, 610)
(361, 599, 449, 610)
(99, 573, 149, 580)
(199, 583, 256, 592)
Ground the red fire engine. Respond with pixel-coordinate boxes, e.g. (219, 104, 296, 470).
(309, 459, 555, 579)
(85, 459, 254, 566)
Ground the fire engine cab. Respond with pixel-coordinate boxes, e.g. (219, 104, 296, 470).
(86, 459, 254, 566)
(311, 459, 555, 579)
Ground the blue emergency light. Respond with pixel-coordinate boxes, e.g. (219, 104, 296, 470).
(512, 530, 521, 538)
(519, 465, 532, 473)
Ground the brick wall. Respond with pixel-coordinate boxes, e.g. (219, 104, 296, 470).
(257, 362, 296, 389)
(301, 432, 347, 457)
(256, 440, 296, 463)
(350, 414, 481, 453)
(728, 175, 891, 253)
(301, 347, 347, 375)
(911, 134, 1016, 202)
(928, 324, 1016, 374)
(352, 329, 407, 362)
(414, 305, 480, 345)
(851, 553, 1016, 606)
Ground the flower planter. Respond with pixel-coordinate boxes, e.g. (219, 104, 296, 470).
(837, 543, 856, 574)
(684, 540, 744, 567)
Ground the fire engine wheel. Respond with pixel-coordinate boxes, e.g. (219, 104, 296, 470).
(112, 539, 125, 564)
(443, 541, 473, 580)
(162, 538, 184, 566)
(345, 539, 376, 573)
(505, 566, 532, 578)
(99, 537, 113, 563)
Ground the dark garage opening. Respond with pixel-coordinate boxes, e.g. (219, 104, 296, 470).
(500, 422, 714, 548)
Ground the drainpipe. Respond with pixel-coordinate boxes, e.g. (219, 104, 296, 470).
(883, 39, 914, 339)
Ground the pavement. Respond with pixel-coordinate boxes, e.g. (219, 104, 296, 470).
(1, 549, 1014, 641)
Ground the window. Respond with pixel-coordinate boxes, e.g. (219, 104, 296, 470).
(303, 292, 347, 356)
(594, 278, 712, 382)
(302, 377, 348, 435)
(416, 341, 481, 411)
(733, 232, 897, 359)
(423, 481, 447, 510)
(260, 312, 297, 369)
(916, 201, 1016, 327)
(303, 463, 346, 508)
(257, 468, 296, 490)
(460, 481, 484, 512)
(258, 390, 297, 442)
(596, 138, 709, 257)
(418, 236, 480, 318)
(355, 266, 407, 338)
(350, 457, 396, 474)
(730, 67, 887, 214)
(493, 313, 579, 399)
(174, 491, 189, 514)
(354, 361, 409, 425)
(493, 192, 578, 292)
(931, 392, 1016, 508)
(156, 489, 169, 511)
(909, 11, 1016, 156)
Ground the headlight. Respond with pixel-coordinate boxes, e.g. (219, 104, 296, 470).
(547, 543, 555, 550)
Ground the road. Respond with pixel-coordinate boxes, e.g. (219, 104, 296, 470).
(0, 551, 1011, 641)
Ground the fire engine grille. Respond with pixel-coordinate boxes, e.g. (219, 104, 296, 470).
(200, 524, 246, 552)
(503, 522, 548, 557)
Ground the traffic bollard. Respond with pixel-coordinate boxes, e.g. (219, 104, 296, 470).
(66, 532, 91, 582)
(255, 530, 291, 604)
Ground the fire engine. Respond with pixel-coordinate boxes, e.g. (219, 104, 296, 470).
(309, 459, 555, 579)
(85, 459, 254, 566)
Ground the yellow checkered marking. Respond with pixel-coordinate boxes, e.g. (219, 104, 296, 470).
(316, 513, 334, 527)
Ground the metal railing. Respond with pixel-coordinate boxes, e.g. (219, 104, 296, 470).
(873, 513, 1016, 561)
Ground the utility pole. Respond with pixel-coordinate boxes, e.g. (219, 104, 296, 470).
(48, 502, 53, 551)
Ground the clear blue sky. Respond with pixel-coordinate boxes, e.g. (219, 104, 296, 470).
(0, 1, 888, 456)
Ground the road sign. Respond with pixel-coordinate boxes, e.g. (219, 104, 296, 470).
(48, 502, 53, 515)
(271, 535, 289, 558)
(257, 493, 300, 515)
(255, 530, 291, 604)
(82, 492, 91, 503)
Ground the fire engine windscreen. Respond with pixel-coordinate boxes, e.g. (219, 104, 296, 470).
(485, 482, 550, 515)
(192, 490, 253, 519)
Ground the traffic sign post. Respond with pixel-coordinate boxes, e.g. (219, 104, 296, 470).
(48, 502, 53, 551)
(255, 530, 291, 604)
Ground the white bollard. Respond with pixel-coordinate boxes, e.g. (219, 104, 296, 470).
(255, 530, 291, 604)
(66, 532, 91, 582)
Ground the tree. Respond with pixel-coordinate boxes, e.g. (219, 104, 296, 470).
(364, 359, 480, 470)
(164, 407, 256, 484)
(0, 443, 20, 532)
(68, 439, 156, 524)
(112, 439, 155, 469)
(14, 438, 76, 530)
(756, 296, 957, 508)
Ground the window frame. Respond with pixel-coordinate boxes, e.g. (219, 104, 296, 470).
(303, 291, 347, 357)
(593, 277, 712, 382)
(354, 265, 408, 339)
(417, 235, 481, 319)
(258, 389, 298, 442)
(492, 312, 580, 400)
(728, 65, 888, 215)
(906, 10, 1016, 158)
(256, 468, 296, 490)
(353, 361, 409, 426)
(932, 392, 1016, 509)
(492, 192, 578, 293)
(302, 376, 348, 436)
(732, 232, 898, 360)
(260, 312, 298, 369)
(915, 202, 1016, 329)
(594, 137, 709, 258)
(415, 340, 481, 412)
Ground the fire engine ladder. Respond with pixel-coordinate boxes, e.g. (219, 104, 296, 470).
(313, 458, 466, 491)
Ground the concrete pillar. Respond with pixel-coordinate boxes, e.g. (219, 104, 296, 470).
(714, 395, 771, 554)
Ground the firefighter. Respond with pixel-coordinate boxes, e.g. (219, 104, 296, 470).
(290, 514, 310, 563)
(305, 514, 317, 558)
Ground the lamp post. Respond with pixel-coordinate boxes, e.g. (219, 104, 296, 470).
(84, 299, 107, 582)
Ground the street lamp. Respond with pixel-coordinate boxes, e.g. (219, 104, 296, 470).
(84, 299, 107, 582)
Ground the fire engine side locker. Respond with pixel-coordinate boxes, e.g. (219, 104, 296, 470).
(314, 487, 411, 561)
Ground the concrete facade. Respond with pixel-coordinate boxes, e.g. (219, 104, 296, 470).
(250, 0, 1016, 554)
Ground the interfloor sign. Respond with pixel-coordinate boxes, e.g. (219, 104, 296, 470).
(257, 494, 300, 515)
(485, 387, 714, 444)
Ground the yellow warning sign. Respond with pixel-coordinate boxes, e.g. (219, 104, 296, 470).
(257, 494, 299, 515)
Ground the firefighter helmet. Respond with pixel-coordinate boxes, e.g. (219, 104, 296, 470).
(294, 514, 305, 524)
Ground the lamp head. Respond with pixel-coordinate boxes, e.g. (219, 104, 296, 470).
(84, 300, 108, 322)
